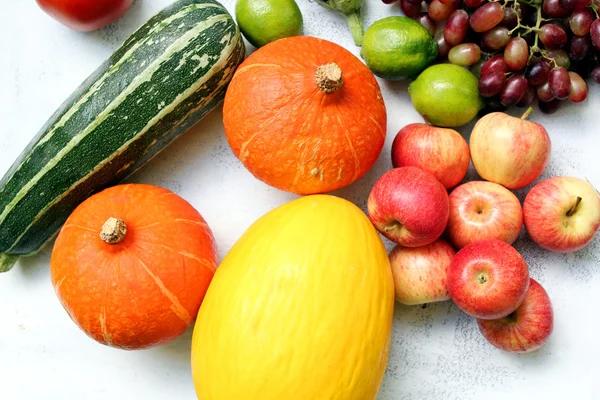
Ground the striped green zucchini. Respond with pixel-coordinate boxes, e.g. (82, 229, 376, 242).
(0, 0, 245, 272)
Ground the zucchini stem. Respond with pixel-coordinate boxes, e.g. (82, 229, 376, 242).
(345, 11, 364, 46)
(0, 253, 19, 273)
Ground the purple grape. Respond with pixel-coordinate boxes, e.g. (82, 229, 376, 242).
(539, 24, 568, 49)
(470, 2, 504, 33)
(545, 49, 571, 69)
(504, 37, 529, 71)
(464, 0, 485, 7)
(482, 26, 511, 50)
(500, 75, 528, 106)
(480, 98, 509, 115)
(501, 7, 520, 28)
(549, 67, 571, 100)
(449, 43, 482, 66)
(539, 98, 562, 114)
(444, 10, 469, 46)
(405, 0, 423, 5)
(569, 35, 591, 60)
(537, 82, 555, 102)
(569, 9, 594, 36)
(471, 58, 486, 78)
(559, 0, 591, 9)
(591, 19, 600, 51)
(543, 0, 570, 17)
(401, 0, 422, 18)
(415, 13, 437, 36)
(517, 85, 537, 108)
(435, 30, 451, 57)
(526, 60, 551, 85)
(479, 71, 507, 97)
(480, 54, 508, 76)
(568, 71, 588, 103)
(592, 66, 600, 84)
(428, 0, 458, 22)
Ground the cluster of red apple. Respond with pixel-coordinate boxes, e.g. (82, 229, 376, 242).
(367, 109, 600, 354)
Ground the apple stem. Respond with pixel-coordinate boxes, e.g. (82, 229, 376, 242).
(566, 196, 583, 217)
(422, 115, 431, 125)
(521, 107, 534, 120)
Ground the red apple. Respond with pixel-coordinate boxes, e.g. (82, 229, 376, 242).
(391, 123, 470, 189)
(36, 0, 133, 32)
(470, 111, 551, 190)
(477, 278, 553, 354)
(389, 239, 456, 305)
(447, 181, 523, 249)
(524, 176, 600, 252)
(368, 167, 449, 247)
(447, 239, 530, 320)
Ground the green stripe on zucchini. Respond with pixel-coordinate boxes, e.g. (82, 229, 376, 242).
(0, 0, 245, 272)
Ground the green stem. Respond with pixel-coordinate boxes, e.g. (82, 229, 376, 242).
(521, 106, 534, 120)
(527, 6, 544, 64)
(344, 11, 364, 47)
(0, 253, 19, 273)
(592, 3, 600, 18)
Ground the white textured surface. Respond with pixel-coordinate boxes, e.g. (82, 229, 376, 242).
(1, 1, 599, 399)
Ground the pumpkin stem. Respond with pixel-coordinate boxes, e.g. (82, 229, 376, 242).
(316, 63, 344, 94)
(100, 218, 127, 244)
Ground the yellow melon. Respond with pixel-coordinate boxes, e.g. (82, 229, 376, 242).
(191, 195, 395, 399)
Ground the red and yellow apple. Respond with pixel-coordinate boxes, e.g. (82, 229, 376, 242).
(447, 181, 523, 249)
(389, 239, 456, 305)
(391, 123, 470, 189)
(368, 167, 449, 247)
(524, 176, 600, 252)
(470, 111, 551, 190)
(447, 239, 530, 320)
(477, 278, 553, 354)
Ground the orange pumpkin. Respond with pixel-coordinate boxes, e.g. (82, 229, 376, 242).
(223, 36, 387, 195)
(50, 184, 217, 350)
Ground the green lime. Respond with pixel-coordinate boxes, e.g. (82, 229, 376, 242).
(409, 64, 484, 128)
(235, 0, 303, 48)
(361, 16, 438, 80)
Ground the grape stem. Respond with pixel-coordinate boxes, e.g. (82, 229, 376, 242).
(591, 2, 599, 18)
(527, 6, 545, 65)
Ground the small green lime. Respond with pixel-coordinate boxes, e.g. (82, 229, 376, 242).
(235, 0, 303, 48)
(409, 64, 484, 128)
(361, 16, 438, 80)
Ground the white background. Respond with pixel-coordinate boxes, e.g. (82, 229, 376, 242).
(1, 1, 599, 399)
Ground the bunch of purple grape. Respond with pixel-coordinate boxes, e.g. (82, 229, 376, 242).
(382, 0, 600, 114)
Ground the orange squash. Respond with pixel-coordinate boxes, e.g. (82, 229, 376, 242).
(50, 184, 217, 350)
(223, 36, 387, 195)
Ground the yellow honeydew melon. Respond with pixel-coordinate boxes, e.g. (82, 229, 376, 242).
(191, 195, 395, 400)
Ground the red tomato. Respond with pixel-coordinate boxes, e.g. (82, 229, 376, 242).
(36, 0, 133, 32)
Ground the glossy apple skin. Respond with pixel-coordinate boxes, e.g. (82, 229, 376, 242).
(447, 181, 523, 249)
(477, 278, 553, 354)
(447, 239, 530, 320)
(368, 167, 450, 247)
(391, 123, 470, 189)
(389, 239, 456, 305)
(36, 0, 133, 31)
(524, 177, 600, 253)
(470, 112, 551, 190)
